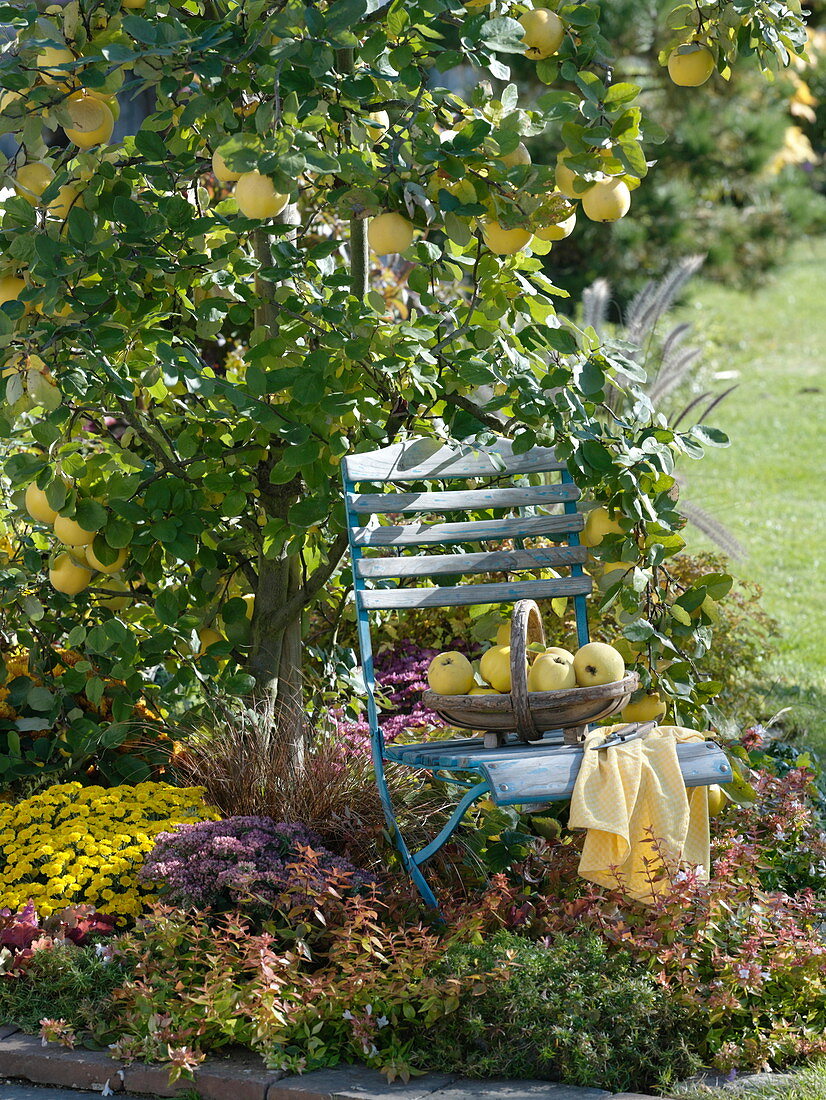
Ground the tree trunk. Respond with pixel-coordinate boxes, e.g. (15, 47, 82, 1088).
(247, 551, 306, 771)
(246, 211, 307, 769)
(244, 87, 368, 763)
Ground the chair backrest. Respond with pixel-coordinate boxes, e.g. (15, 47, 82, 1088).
(342, 436, 592, 644)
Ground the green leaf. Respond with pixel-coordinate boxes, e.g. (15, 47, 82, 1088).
(85, 677, 106, 704)
(578, 358, 605, 395)
(702, 572, 734, 601)
(691, 424, 730, 447)
(605, 82, 639, 107)
(580, 439, 613, 472)
(670, 604, 692, 626)
(304, 148, 341, 174)
(623, 620, 655, 642)
(67, 206, 94, 244)
(135, 129, 167, 161)
(121, 14, 159, 44)
(105, 517, 135, 549)
(27, 686, 55, 712)
(535, 58, 559, 85)
(89, 536, 118, 567)
(444, 212, 473, 247)
(154, 588, 180, 626)
(544, 328, 579, 354)
(617, 140, 647, 178)
(326, 0, 367, 33)
(22, 594, 45, 622)
(85, 625, 113, 654)
(75, 499, 108, 531)
(223, 672, 256, 694)
(479, 16, 527, 53)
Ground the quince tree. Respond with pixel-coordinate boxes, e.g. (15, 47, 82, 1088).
(0, 0, 807, 784)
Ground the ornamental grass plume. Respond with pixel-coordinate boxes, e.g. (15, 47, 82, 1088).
(169, 698, 450, 869)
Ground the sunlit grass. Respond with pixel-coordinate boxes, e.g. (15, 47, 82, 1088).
(671, 1060, 826, 1100)
(677, 237, 826, 753)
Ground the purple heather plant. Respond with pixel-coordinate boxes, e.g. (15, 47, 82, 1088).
(141, 817, 370, 914)
(337, 641, 468, 752)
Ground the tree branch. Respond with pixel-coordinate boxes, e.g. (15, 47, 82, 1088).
(444, 392, 507, 433)
(350, 214, 369, 299)
(257, 531, 349, 638)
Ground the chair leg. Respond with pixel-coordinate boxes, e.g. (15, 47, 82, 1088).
(373, 753, 442, 910)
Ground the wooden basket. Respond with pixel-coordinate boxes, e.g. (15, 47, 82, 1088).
(423, 599, 638, 745)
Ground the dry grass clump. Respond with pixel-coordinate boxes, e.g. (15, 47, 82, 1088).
(167, 698, 451, 871)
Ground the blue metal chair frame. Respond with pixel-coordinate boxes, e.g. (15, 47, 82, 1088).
(341, 438, 732, 910)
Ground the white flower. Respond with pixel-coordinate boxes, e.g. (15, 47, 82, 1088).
(738, 967, 750, 980)
(376, 1015, 389, 1029)
(342, 1010, 353, 1020)
(95, 942, 112, 964)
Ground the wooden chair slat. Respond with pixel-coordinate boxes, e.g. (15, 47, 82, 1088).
(356, 546, 589, 579)
(351, 513, 583, 548)
(358, 576, 592, 611)
(386, 738, 732, 803)
(343, 437, 564, 482)
(484, 740, 732, 804)
(347, 483, 579, 515)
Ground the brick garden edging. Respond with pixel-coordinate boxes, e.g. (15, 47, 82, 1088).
(0, 1028, 669, 1100)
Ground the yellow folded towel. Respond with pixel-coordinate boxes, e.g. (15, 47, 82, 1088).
(568, 724, 710, 902)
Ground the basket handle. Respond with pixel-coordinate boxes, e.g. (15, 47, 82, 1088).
(510, 599, 546, 742)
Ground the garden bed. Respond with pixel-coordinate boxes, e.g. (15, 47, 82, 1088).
(0, 714, 823, 1098)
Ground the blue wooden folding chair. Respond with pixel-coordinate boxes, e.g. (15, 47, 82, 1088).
(341, 437, 732, 910)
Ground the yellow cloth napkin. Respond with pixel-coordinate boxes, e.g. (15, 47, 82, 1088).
(568, 724, 710, 902)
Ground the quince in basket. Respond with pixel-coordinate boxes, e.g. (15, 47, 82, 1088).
(479, 644, 528, 693)
(528, 648, 575, 691)
(426, 651, 474, 695)
(572, 641, 625, 687)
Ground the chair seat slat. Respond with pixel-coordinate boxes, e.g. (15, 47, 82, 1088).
(343, 437, 564, 482)
(358, 576, 592, 611)
(356, 546, 588, 579)
(384, 737, 732, 802)
(351, 513, 583, 548)
(347, 484, 579, 515)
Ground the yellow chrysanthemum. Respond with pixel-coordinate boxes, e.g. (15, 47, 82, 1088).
(0, 781, 218, 916)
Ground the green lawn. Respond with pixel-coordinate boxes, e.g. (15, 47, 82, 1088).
(671, 1061, 826, 1100)
(676, 236, 826, 753)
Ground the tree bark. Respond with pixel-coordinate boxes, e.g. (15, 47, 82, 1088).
(350, 213, 368, 299)
(244, 60, 369, 764)
(246, 209, 308, 769)
(247, 550, 306, 770)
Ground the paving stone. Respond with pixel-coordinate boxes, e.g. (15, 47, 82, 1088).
(609, 1094, 673, 1099)
(429, 1082, 611, 1100)
(0, 1034, 123, 1093)
(118, 1062, 190, 1098)
(122, 1049, 284, 1100)
(268, 1067, 458, 1100)
(0, 1029, 19, 1042)
(0, 1084, 116, 1099)
(683, 1070, 800, 1093)
(722, 1073, 798, 1092)
(195, 1050, 285, 1100)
